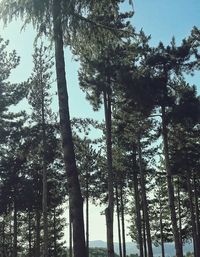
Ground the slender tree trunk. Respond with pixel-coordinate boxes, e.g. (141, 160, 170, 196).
(160, 215, 165, 257)
(52, 1, 86, 257)
(120, 186, 126, 257)
(186, 171, 199, 257)
(69, 202, 73, 257)
(161, 105, 183, 257)
(159, 196, 165, 257)
(35, 210, 41, 257)
(2, 215, 5, 257)
(103, 89, 114, 257)
(132, 149, 144, 257)
(41, 77, 48, 257)
(85, 197, 89, 257)
(28, 210, 32, 257)
(116, 186, 123, 257)
(142, 211, 148, 257)
(85, 168, 89, 257)
(193, 175, 200, 251)
(177, 178, 182, 248)
(53, 207, 57, 257)
(9, 213, 13, 252)
(137, 137, 153, 257)
(13, 201, 17, 257)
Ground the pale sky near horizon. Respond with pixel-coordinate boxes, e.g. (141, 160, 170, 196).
(0, 0, 200, 245)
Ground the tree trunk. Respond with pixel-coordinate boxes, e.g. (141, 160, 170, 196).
(177, 178, 182, 248)
(13, 201, 17, 257)
(85, 168, 89, 257)
(159, 195, 165, 257)
(116, 186, 123, 257)
(132, 149, 144, 257)
(193, 175, 200, 251)
(137, 137, 153, 257)
(142, 211, 148, 257)
(28, 210, 32, 257)
(41, 75, 48, 257)
(120, 186, 126, 257)
(2, 215, 5, 257)
(161, 105, 183, 257)
(186, 171, 199, 257)
(160, 214, 165, 257)
(103, 89, 114, 257)
(69, 201, 73, 257)
(53, 207, 57, 257)
(35, 210, 41, 257)
(9, 214, 13, 252)
(52, 1, 86, 257)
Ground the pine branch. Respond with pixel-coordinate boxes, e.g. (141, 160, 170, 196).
(72, 13, 136, 37)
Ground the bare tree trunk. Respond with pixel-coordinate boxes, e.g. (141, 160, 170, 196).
(116, 186, 123, 257)
(177, 178, 182, 248)
(28, 210, 32, 257)
(142, 211, 148, 257)
(132, 149, 144, 257)
(186, 171, 199, 257)
(52, 1, 86, 257)
(35, 210, 41, 257)
(69, 202, 73, 257)
(161, 105, 183, 257)
(85, 168, 89, 257)
(120, 186, 126, 257)
(159, 195, 165, 257)
(9, 214, 13, 253)
(41, 75, 48, 257)
(13, 201, 17, 257)
(137, 137, 153, 257)
(193, 175, 200, 251)
(53, 207, 57, 257)
(103, 89, 114, 257)
(2, 215, 6, 257)
(160, 214, 165, 257)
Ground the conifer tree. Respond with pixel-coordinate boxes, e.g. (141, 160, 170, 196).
(0, 1, 113, 254)
(75, 5, 134, 254)
(0, 37, 27, 256)
(27, 42, 54, 257)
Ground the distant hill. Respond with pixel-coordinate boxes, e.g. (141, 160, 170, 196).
(89, 247, 119, 257)
(89, 240, 193, 257)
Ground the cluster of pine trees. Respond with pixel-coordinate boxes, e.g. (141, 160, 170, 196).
(0, 1, 199, 257)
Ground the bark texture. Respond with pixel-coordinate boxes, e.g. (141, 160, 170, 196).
(28, 210, 32, 257)
(35, 210, 41, 257)
(86, 175, 89, 257)
(177, 179, 182, 248)
(103, 89, 114, 257)
(120, 186, 126, 257)
(132, 149, 144, 257)
(186, 172, 199, 257)
(159, 196, 165, 257)
(52, 1, 86, 256)
(69, 202, 73, 257)
(193, 175, 200, 251)
(13, 201, 17, 257)
(53, 207, 57, 257)
(116, 186, 123, 257)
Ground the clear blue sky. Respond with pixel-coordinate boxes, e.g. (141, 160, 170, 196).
(0, 0, 200, 243)
(133, 0, 200, 44)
